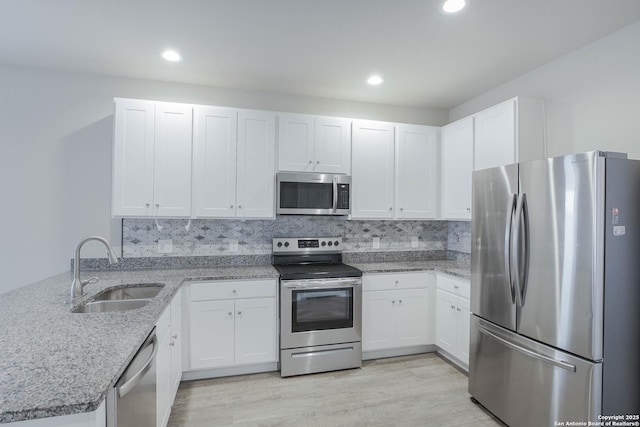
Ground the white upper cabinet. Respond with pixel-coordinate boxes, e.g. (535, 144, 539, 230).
(313, 117, 351, 174)
(351, 120, 395, 219)
(112, 99, 155, 217)
(277, 113, 351, 174)
(473, 97, 545, 171)
(154, 102, 193, 217)
(237, 110, 276, 218)
(441, 117, 473, 220)
(396, 124, 439, 219)
(193, 106, 238, 218)
(112, 99, 193, 217)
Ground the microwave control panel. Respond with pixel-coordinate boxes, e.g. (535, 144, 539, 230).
(336, 184, 350, 209)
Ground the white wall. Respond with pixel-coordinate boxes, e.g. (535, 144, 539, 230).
(0, 65, 446, 294)
(449, 21, 640, 159)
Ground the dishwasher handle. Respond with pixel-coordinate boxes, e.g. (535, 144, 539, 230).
(118, 332, 158, 398)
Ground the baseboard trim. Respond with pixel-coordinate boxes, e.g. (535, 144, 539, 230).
(181, 362, 278, 381)
(435, 349, 469, 374)
(363, 345, 437, 361)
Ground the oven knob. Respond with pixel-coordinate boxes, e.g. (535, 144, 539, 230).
(284, 242, 290, 247)
(328, 241, 333, 246)
(334, 241, 339, 246)
(321, 241, 326, 246)
(277, 242, 283, 247)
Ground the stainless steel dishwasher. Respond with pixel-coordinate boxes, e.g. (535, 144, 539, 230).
(106, 328, 158, 427)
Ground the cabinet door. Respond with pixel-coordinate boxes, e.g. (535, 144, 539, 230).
(189, 300, 235, 369)
(237, 110, 276, 218)
(352, 120, 395, 219)
(441, 117, 473, 219)
(396, 124, 438, 219)
(154, 102, 193, 217)
(277, 113, 315, 172)
(474, 99, 516, 171)
(457, 298, 471, 365)
(234, 298, 277, 365)
(112, 99, 155, 216)
(157, 326, 172, 427)
(435, 289, 457, 355)
(314, 117, 351, 174)
(170, 289, 183, 396)
(193, 107, 237, 217)
(362, 290, 396, 351)
(395, 288, 430, 347)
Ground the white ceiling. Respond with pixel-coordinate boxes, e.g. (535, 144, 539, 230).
(2, 0, 640, 109)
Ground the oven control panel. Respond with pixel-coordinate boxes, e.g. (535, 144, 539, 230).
(273, 237, 342, 253)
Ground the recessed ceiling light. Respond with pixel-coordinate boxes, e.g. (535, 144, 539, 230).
(162, 50, 182, 62)
(367, 75, 384, 86)
(442, 0, 466, 13)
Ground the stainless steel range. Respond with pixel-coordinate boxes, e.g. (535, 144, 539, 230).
(272, 237, 362, 377)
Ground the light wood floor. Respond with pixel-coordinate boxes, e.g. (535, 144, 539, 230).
(168, 354, 502, 427)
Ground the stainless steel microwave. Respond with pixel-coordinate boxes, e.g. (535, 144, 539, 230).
(276, 172, 351, 216)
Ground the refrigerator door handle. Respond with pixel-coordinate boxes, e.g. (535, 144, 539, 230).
(512, 193, 529, 307)
(478, 325, 576, 372)
(504, 194, 517, 304)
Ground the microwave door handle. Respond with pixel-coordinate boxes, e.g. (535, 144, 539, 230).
(332, 176, 338, 213)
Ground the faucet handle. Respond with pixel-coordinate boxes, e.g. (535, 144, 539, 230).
(82, 277, 99, 286)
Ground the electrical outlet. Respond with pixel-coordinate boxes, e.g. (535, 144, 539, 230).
(229, 239, 239, 253)
(372, 237, 380, 249)
(158, 239, 173, 254)
(411, 236, 419, 248)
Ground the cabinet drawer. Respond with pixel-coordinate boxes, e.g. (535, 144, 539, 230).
(363, 271, 431, 292)
(437, 274, 470, 299)
(190, 279, 277, 301)
(156, 305, 171, 335)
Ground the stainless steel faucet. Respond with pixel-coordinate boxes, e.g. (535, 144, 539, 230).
(71, 236, 119, 301)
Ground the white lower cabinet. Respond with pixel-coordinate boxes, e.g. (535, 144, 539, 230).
(435, 274, 471, 367)
(185, 279, 277, 371)
(362, 272, 435, 352)
(156, 289, 182, 427)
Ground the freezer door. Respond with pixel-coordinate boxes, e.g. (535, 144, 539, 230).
(469, 316, 602, 427)
(517, 152, 604, 360)
(471, 164, 518, 331)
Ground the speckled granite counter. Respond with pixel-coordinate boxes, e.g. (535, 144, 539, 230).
(0, 265, 278, 424)
(351, 259, 471, 279)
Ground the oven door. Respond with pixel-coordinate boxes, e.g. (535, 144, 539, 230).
(281, 278, 362, 349)
(277, 172, 351, 215)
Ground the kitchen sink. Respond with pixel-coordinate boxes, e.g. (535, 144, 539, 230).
(73, 299, 151, 313)
(92, 284, 163, 301)
(72, 283, 164, 313)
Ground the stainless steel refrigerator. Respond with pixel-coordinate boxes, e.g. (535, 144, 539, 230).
(469, 151, 640, 426)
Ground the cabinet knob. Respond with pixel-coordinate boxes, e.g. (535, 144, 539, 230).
(155, 203, 159, 208)
(228, 311, 232, 316)
(146, 203, 150, 207)
(400, 208, 404, 211)
(395, 280, 399, 285)
(454, 285, 459, 289)
(172, 334, 177, 339)
(457, 308, 461, 312)
(230, 205, 234, 208)
(316, 160, 320, 164)
(237, 311, 242, 315)
(391, 300, 396, 304)
(169, 341, 175, 347)
(232, 289, 237, 294)
(238, 205, 242, 209)
(450, 305, 455, 309)
(389, 207, 393, 211)
(398, 300, 403, 304)
(308, 160, 313, 164)
(467, 207, 471, 212)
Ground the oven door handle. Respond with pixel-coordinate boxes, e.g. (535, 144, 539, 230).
(282, 278, 361, 289)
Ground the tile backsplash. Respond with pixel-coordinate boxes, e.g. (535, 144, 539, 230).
(122, 217, 471, 258)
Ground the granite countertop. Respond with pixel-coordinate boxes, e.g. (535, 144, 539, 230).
(0, 258, 468, 424)
(351, 259, 471, 279)
(0, 265, 278, 424)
